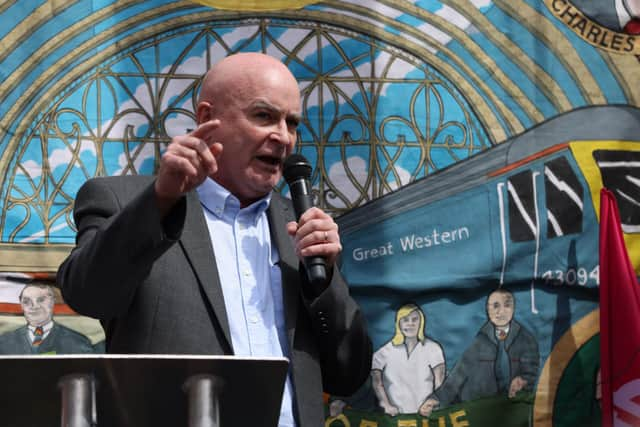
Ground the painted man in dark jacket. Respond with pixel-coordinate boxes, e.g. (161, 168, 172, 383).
(421, 288, 539, 414)
(0, 284, 94, 354)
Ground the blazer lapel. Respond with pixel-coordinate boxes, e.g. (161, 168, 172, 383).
(179, 191, 233, 352)
(267, 194, 299, 346)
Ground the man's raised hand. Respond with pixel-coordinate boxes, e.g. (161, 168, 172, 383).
(155, 120, 222, 214)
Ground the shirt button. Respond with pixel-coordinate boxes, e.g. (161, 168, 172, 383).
(249, 316, 259, 323)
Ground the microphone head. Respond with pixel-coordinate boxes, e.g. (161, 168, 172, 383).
(283, 154, 312, 184)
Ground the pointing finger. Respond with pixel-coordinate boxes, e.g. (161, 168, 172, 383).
(201, 142, 222, 175)
(190, 119, 220, 144)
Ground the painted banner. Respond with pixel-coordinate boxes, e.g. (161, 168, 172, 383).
(1, 1, 639, 426)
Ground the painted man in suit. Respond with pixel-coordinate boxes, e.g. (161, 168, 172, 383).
(0, 284, 94, 354)
(421, 288, 539, 415)
(57, 52, 372, 427)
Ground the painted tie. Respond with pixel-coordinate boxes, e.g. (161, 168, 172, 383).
(32, 326, 44, 346)
(495, 331, 510, 393)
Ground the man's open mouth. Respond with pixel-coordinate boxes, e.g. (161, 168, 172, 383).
(256, 155, 282, 166)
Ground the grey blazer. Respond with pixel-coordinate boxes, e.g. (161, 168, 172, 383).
(57, 175, 372, 426)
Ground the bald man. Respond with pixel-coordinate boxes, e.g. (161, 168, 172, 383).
(57, 53, 372, 427)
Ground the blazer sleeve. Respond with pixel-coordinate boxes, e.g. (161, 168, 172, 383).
(57, 177, 186, 319)
(301, 267, 373, 396)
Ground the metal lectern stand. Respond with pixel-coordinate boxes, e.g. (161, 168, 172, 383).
(0, 355, 289, 427)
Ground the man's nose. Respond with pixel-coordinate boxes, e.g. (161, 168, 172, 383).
(271, 119, 292, 145)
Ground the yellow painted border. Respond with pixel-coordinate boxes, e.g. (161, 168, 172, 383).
(0, 244, 73, 272)
(191, 0, 319, 11)
(533, 309, 599, 427)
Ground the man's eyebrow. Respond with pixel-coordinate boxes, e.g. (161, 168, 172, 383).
(252, 101, 279, 112)
(252, 101, 301, 122)
(288, 112, 302, 123)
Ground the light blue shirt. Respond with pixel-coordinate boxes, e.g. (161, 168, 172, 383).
(197, 178, 296, 427)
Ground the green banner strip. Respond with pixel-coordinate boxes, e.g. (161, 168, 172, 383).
(325, 394, 534, 427)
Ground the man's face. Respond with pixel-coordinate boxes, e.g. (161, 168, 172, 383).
(20, 286, 54, 327)
(207, 67, 301, 205)
(399, 309, 421, 338)
(487, 291, 515, 328)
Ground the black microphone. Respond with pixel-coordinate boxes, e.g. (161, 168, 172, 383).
(283, 154, 327, 286)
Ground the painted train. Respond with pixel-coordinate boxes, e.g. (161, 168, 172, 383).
(338, 104, 640, 300)
(333, 104, 640, 424)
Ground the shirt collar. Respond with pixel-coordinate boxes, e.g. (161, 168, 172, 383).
(197, 178, 271, 223)
(28, 320, 54, 333)
(495, 325, 510, 340)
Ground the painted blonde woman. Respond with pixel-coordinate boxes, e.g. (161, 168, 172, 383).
(371, 303, 445, 416)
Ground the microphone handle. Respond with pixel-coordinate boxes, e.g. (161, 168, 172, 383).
(289, 178, 328, 286)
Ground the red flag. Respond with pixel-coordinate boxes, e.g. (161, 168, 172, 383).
(600, 188, 640, 427)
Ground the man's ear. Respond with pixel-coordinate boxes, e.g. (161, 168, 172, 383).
(196, 101, 214, 124)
